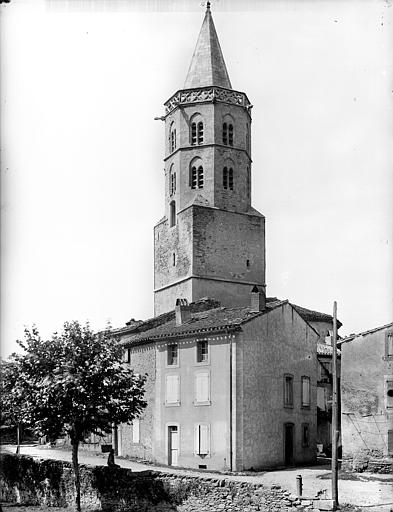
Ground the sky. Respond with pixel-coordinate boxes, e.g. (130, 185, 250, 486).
(1, 0, 392, 358)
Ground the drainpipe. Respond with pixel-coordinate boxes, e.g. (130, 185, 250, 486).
(229, 331, 233, 472)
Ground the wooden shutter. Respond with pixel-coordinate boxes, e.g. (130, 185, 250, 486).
(166, 374, 180, 404)
(199, 424, 210, 455)
(195, 372, 209, 403)
(302, 377, 310, 407)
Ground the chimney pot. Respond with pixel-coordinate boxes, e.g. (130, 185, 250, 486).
(250, 285, 266, 312)
(175, 298, 191, 325)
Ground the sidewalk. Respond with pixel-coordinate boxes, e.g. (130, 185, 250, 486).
(2, 445, 392, 510)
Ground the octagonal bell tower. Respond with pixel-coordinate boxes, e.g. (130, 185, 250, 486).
(154, 3, 266, 315)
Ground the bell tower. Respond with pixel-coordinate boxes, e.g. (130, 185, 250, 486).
(154, 3, 266, 315)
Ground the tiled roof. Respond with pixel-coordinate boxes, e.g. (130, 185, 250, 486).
(338, 322, 393, 345)
(119, 299, 287, 347)
(292, 304, 342, 328)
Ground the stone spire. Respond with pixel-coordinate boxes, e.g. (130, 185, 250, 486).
(184, 2, 232, 89)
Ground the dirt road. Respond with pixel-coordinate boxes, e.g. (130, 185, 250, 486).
(2, 445, 392, 510)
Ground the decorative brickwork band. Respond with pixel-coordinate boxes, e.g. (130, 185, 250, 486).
(165, 87, 251, 115)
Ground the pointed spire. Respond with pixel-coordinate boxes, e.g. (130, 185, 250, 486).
(184, 3, 232, 89)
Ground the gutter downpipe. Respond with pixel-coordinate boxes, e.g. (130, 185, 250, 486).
(229, 330, 233, 472)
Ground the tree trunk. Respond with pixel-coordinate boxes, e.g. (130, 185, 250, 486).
(16, 423, 21, 455)
(71, 437, 81, 512)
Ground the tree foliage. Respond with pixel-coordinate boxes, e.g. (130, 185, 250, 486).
(6, 321, 147, 510)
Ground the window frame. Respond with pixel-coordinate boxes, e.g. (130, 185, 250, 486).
(169, 200, 176, 227)
(194, 370, 211, 406)
(301, 376, 311, 409)
(284, 374, 294, 408)
(196, 340, 209, 364)
(167, 343, 179, 367)
(194, 423, 210, 457)
(165, 374, 180, 406)
(385, 331, 393, 360)
(132, 418, 140, 444)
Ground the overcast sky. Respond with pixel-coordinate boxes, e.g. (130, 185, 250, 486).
(1, 0, 392, 357)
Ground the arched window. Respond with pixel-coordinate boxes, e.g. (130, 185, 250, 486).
(169, 200, 176, 227)
(223, 166, 228, 189)
(169, 123, 176, 153)
(223, 166, 233, 190)
(228, 124, 234, 146)
(169, 166, 176, 196)
(190, 115, 204, 146)
(197, 122, 204, 144)
(222, 122, 228, 145)
(191, 165, 204, 189)
(191, 122, 197, 145)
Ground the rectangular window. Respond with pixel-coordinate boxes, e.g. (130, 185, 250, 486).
(284, 374, 294, 407)
(388, 430, 393, 455)
(301, 376, 311, 408)
(386, 380, 393, 409)
(194, 424, 210, 456)
(167, 344, 178, 366)
(386, 332, 393, 359)
(197, 341, 208, 363)
(302, 423, 310, 447)
(132, 418, 140, 444)
(166, 374, 180, 405)
(195, 372, 210, 404)
(124, 348, 131, 363)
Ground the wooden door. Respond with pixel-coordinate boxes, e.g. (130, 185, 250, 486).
(284, 423, 294, 466)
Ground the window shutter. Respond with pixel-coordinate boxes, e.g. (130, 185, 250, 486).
(196, 372, 209, 403)
(194, 425, 200, 455)
(166, 375, 180, 403)
(199, 424, 210, 455)
(302, 377, 310, 406)
(132, 418, 140, 444)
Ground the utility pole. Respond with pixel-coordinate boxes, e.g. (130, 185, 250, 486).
(331, 301, 339, 510)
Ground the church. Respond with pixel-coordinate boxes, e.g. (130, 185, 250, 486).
(106, 4, 337, 471)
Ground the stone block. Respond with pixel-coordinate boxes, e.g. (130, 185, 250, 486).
(313, 499, 335, 510)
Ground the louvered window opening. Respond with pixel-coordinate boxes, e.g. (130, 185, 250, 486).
(191, 166, 204, 189)
(223, 167, 233, 190)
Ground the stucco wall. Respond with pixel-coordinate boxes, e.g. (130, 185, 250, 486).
(340, 326, 393, 457)
(154, 334, 231, 471)
(237, 304, 318, 470)
(119, 342, 156, 461)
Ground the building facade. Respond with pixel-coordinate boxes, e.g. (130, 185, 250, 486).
(105, 5, 341, 471)
(339, 323, 393, 458)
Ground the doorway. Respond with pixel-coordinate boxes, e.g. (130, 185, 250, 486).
(284, 423, 294, 466)
(168, 426, 179, 466)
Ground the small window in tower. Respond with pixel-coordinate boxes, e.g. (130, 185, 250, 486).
(172, 253, 176, 266)
(223, 167, 228, 189)
(246, 123, 250, 152)
(228, 124, 234, 146)
(191, 166, 197, 189)
(191, 123, 197, 145)
(246, 166, 250, 199)
(170, 124, 176, 153)
(169, 168, 176, 196)
(197, 166, 204, 188)
(197, 122, 204, 144)
(222, 123, 228, 145)
(169, 200, 176, 227)
(246, 259, 250, 268)
(228, 167, 234, 190)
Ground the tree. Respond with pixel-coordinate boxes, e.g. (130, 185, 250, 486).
(14, 321, 147, 512)
(0, 357, 29, 453)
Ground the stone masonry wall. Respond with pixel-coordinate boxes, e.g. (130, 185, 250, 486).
(0, 454, 329, 512)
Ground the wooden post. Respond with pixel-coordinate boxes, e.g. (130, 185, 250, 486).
(331, 301, 339, 509)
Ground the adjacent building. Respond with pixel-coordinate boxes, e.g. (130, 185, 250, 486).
(339, 323, 393, 459)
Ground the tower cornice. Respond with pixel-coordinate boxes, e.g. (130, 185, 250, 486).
(164, 86, 252, 117)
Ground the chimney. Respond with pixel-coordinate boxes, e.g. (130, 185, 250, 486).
(175, 298, 191, 325)
(250, 285, 266, 312)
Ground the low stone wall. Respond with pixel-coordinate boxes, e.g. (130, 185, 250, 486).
(0, 454, 329, 511)
(342, 454, 393, 474)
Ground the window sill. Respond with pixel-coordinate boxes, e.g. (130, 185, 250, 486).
(194, 400, 211, 407)
(165, 402, 181, 407)
(284, 404, 294, 409)
(301, 405, 311, 410)
(194, 361, 210, 366)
